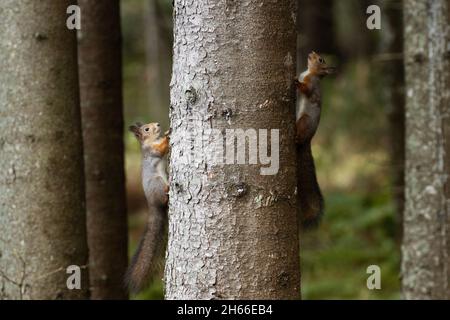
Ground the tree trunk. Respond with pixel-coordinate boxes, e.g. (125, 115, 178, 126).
(0, 1, 89, 299)
(297, 0, 337, 70)
(78, 0, 128, 300)
(165, 0, 300, 299)
(145, 0, 172, 113)
(384, 0, 405, 242)
(335, 0, 378, 63)
(402, 0, 450, 299)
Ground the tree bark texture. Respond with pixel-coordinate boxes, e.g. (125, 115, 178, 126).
(78, 0, 128, 300)
(165, 0, 300, 299)
(402, 0, 450, 299)
(0, 0, 89, 299)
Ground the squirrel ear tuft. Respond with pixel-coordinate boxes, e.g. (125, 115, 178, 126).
(129, 124, 141, 138)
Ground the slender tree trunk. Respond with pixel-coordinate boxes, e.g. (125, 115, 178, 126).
(402, 0, 450, 299)
(145, 0, 172, 112)
(297, 0, 337, 70)
(145, 0, 163, 110)
(335, 0, 379, 63)
(384, 0, 405, 242)
(77, 0, 128, 299)
(0, 1, 89, 299)
(165, 0, 300, 299)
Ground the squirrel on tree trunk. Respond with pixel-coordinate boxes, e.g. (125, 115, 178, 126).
(295, 51, 335, 228)
(125, 122, 170, 293)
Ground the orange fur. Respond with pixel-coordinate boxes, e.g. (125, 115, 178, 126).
(296, 78, 312, 97)
(151, 136, 169, 156)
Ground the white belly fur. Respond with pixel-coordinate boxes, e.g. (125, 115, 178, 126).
(296, 70, 310, 121)
(156, 160, 168, 185)
(296, 97, 307, 121)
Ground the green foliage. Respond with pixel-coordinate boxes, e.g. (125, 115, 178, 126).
(301, 191, 400, 299)
(133, 280, 165, 300)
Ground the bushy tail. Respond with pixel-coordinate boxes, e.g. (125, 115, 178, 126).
(125, 205, 167, 293)
(297, 141, 324, 229)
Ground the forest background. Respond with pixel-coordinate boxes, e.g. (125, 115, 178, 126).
(123, 0, 401, 300)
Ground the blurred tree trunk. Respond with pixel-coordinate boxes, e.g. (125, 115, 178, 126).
(384, 0, 405, 242)
(297, 0, 338, 70)
(78, 0, 128, 300)
(165, 0, 300, 299)
(335, 0, 378, 63)
(402, 0, 450, 299)
(0, 0, 89, 299)
(145, 0, 172, 114)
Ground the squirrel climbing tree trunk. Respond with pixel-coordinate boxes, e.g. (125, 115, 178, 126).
(0, 0, 89, 299)
(78, 0, 128, 299)
(165, 0, 300, 299)
(402, 0, 450, 299)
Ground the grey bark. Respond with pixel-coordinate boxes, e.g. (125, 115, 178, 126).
(402, 0, 450, 299)
(0, 1, 89, 299)
(78, 0, 128, 299)
(165, 0, 300, 299)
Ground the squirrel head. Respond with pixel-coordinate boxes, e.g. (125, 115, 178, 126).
(129, 122, 162, 146)
(307, 51, 336, 77)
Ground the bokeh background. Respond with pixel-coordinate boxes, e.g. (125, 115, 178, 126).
(122, 0, 402, 299)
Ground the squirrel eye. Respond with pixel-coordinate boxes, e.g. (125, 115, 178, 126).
(144, 128, 150, 132)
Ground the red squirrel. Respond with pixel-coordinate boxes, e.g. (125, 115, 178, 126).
(295, 51, 335, 228)
(125, 122, 170, 293)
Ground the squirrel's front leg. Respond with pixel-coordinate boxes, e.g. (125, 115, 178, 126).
(151, 135, 170, 156)
(294, 78, 311, 97)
